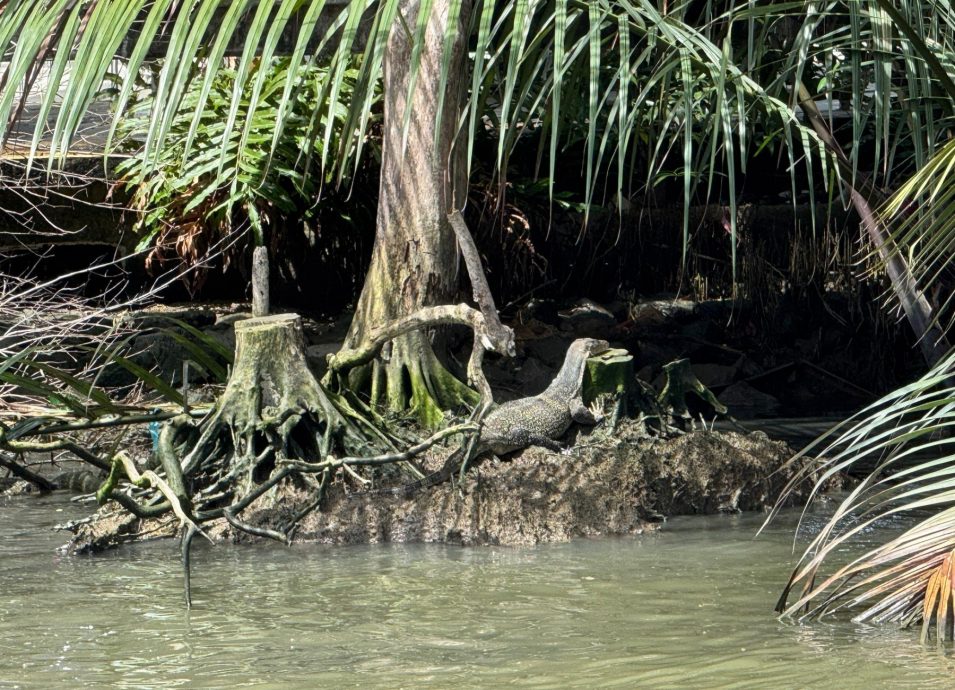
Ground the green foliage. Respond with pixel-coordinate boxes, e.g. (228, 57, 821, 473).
(116, 57, 374, 268)
(8, 0, 955, 287)
(877, 138, 955, 334)
(0, 314, 232, 421)
(767, 133, 955, 639)
(6, 0, 955, 260)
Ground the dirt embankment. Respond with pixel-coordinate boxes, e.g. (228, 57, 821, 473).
(64, 422, 821, 552)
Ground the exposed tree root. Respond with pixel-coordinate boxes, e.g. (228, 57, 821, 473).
(2, 214, 515, 605)
(332, 211, 515, 426)
(97, 450, 207, 539)
(51, 311, 489, 605)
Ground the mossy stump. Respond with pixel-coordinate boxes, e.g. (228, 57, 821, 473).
(180, 314, 368, 499)
(583, 348, 635, 402)
(583, 348, 641, 424)
(659, 358, 728, 421)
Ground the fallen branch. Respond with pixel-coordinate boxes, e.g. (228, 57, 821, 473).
(0, 452, 57, 491)
(97, 451, 209, 542)
(0, 428, 111, 471)
(6, 408, 210, 439)
(281, 422, 479, 474)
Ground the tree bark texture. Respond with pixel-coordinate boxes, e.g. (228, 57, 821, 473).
(252, 246, 270, 317)
(181, 314, 367, 496)
(342, 0, 476, 425)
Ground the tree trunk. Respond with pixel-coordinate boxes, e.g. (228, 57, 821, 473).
(341, 0, 476, 426)
(796, 83, 950, 366)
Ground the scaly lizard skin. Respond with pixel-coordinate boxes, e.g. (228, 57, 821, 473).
(375, 338, 610, 498)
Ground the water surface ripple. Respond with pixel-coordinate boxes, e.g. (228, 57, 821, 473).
(1, 494, 952, 688)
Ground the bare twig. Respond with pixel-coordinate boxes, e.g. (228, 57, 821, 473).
(0, 452, 57, 491)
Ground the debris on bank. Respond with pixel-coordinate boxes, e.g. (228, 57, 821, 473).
(61, 421, 824, 552)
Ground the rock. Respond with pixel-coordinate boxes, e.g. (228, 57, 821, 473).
(125, 307, 217, 330)
(628, 298, 697, 328)
(305, 342, 342, 378)
(215, 312, 252, 326)
(558, 298, 617, 337)
(511, 318, 557, 343)
(690, 362, 739, 388)
(718, 381, 781, 419)
(603, 300, 632, 320)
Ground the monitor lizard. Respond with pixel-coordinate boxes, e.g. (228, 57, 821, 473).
(364, 337, 610, 498)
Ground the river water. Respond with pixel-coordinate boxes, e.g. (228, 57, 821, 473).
(1, 494, 953, 689)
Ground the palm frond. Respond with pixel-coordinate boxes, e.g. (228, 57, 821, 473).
(877, 137, 955, 335)
(769, 350, 955, 638)
(4, 0, 955, 309)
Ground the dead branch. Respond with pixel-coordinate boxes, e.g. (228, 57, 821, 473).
(328, 304, 495, 373)
(6, 408, 210, 438)
(0, 452, 57, 491)
(281, 422, 479, 474)
(448, 210, 514, 357)
(97, 451, 209, 541)
(0, 426, 111, 471)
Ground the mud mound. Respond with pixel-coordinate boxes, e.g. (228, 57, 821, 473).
(282, 427, 802, 546)
(66, 423, 816, 552)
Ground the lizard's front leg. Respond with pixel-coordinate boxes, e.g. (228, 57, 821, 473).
(570, 398, 603, 425)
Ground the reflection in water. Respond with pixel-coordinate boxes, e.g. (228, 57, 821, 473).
(1, 495, 954, 689)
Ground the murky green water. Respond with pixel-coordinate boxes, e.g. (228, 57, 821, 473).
(2, 494, 954, 689)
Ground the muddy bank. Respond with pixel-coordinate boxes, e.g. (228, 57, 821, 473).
(63, 423, 824, 552)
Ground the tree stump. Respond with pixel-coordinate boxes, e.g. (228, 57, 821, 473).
(583, 348, 638, 426)
(659, 358, 728, 422)
(180, 314, 369, 497)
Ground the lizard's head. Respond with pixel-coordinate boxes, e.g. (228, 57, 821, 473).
(571, 338, 611, 358)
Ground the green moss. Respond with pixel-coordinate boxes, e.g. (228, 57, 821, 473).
(583, 349, 635, 405)
(357, 336, 479, 428)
